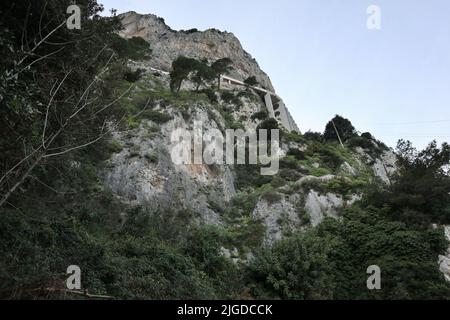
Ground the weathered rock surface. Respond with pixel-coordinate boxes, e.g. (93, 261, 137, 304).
(373, 150, 397, 184)
(252, 195, 302, 245)
(104, 15, 403, 251)
(304, 191, 360, 227)
(105, 88, 237, 225)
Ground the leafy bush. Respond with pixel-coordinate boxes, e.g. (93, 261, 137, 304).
(279, 168, 302, 182)
(325, 177, 365, 196)
(261, 191, 283, 204)
(244, 76, 258, 87)
(317, 207, 450, 299)
(145, 153, 158, 163)
(306, 143, 345, 171)
(347, 136, 374, 150)
(257, 118, 279, 141)
(234, 164, 273, 190)
(198, 88, 218, 103)
(111, 35, 152, 60)
(365, 140, 450, 226)
(181, 28, 199, 34)
(124, 68, 145, 83)
(280, 156, 301, 171)
(221, 91, 240, 105)
(249, 229, 337, 299)
(251, 110, 269, 121)
(237, 91, 255, 99)
(303, 131, 323, 142)
(287, 148, 306, 160)
(249, 203, 450, 300)
(346, 134, 388, 158)
(141, 110, 173, 124)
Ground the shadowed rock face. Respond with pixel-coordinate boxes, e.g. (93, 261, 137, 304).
(118, 11, 275, 92)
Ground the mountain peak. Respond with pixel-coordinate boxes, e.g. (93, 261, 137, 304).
(118, 11, 275, 92)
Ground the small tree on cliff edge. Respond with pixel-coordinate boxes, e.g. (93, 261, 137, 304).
(211, 58, 233, 90)
(170, 56, 198, 92)
(192, 59, 215, 91)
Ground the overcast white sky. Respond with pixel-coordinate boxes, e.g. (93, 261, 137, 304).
(100, 0, 450, 149)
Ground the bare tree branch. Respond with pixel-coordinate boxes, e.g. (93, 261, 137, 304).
(17, 20, 66, 66)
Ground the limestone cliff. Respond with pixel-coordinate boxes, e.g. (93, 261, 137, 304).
(104, 60, 398, 247)
(118, 11, 275, 92)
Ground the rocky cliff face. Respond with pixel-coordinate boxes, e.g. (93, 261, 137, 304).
(101, 12, 450, 283)
(118, 11, 275, 92)
(103, 60, 398, 247)
(98, 12, 440, 263)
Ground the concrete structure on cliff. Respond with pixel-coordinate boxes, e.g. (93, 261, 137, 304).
(221, 75, 300, 133)
(147, 66, 300, 133)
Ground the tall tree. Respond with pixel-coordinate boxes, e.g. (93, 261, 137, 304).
(0, 0, 145, 208)
(192, 59, 215, 91)
(323, 115, 357, 143)
(211, 58, 233, 90)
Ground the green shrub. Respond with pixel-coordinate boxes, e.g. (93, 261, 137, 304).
(325, 177, 364, 196)
(198, 88, 218, 103)
(125, 116, 140, 129)
(280, 156, 301, 170)
(306, 143, 345, 171)
(145, 153, 158, 163)
(221, 91, 240, 106)
(303, 131, 323, 142)
(111, 35, 152, 60)
(107, 140, 124, 154)
(346, 134, 389, 158)
(181, 28, 199, 34)
(234, 164, 273, 190)
(261, 191, 283, 204)
(249, 229, 337, 299)
(124, 68, 145, 83)
(141, 111, 173, 124)
(257, 118, 279, 141)
(282, 131, 304, 143)
(237, 91, 255, 99)
(231, 193, 260, 215)
(279, 168, 302, 182)
(297, 209, 311, 226)
(251, 110, 269, 121)
(244, 76, 258, 87)
(287, 148, 305, 160)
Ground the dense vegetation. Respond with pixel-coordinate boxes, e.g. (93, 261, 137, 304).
(248, 141, 450, 299)
(0, 0, 449, 300)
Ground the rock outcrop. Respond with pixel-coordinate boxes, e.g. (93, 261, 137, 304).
(118, 11, 275, 92)
(104, 12, 402, 248)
